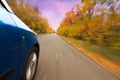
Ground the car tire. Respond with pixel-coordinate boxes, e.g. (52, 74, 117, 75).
(21, 47, 39, 80)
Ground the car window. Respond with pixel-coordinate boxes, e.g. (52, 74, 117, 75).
(1, 0, 13, 13)
(0, 2, 2, 8)
(0, 2, 5, 10)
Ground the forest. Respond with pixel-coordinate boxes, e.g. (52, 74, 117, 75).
(7, 0, 54, 33)
(57, 0, 120, 51)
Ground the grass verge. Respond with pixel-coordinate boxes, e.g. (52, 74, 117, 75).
(62, 36, 120, 76)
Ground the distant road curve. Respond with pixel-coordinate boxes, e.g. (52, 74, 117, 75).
(35, 33, 119, 80)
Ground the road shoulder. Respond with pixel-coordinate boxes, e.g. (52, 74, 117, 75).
(61, 36, 120, 79)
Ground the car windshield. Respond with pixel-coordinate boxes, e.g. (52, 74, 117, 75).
(1, 0, 13, 13)
(0, 2, 2, 7)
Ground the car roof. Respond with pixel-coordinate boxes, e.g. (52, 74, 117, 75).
(0, 0, 14, 13)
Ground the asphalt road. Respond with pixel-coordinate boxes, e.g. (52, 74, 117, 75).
(35, 33, 119, 80)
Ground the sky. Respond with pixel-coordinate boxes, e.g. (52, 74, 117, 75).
(28, 0, 81, 31)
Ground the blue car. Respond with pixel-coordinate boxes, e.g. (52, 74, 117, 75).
(0, 0, 40, 80)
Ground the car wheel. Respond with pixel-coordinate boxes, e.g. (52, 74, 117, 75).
(21, 47, 39, 80)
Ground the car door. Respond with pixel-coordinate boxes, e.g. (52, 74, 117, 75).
(0, 2, 19, 80)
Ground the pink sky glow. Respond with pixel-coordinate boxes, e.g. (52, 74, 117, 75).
(29, 0, 81, 31)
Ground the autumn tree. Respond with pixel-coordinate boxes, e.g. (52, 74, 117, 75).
(57, 0, 120, 50)
(7, 0, 54, 33)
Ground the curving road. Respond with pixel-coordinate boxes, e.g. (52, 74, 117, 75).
(35, 33, 119, 80)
